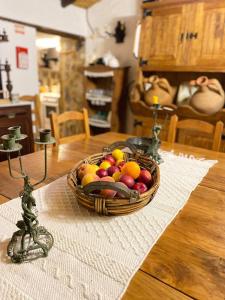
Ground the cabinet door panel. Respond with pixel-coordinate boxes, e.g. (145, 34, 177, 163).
(198, 3, 225, 67)
(140, 6, 183, 67)
(177, 3, 204, 66)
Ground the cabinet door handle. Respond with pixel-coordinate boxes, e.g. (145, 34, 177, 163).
(189, 32, 198, 40)
(180, 33, 184, 42)
(186, 32, 190, 40)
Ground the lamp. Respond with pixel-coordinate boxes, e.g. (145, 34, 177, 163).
(42, 48, 59, 68)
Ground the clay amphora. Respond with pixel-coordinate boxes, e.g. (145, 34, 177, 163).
(144, 75, 176, 106)
(190, 76, 225, 114)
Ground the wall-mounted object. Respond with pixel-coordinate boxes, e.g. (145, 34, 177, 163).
(41, 48, 59, 68)
(16, 47, 29, 69)
(0, 28, 8, 42)
(0, 60, 13, 100)
(106, 21, 126, 43)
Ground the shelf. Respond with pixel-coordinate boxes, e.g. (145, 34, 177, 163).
(84, 70, 114, 78)
(86, 95, 112, 104)
(89, 118, 111, 128)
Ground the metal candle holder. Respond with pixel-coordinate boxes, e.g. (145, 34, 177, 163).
(146, 101, 173, 164)
(0, 126, 55, 263)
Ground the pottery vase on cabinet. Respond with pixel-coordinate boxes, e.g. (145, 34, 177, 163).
(190, 76, 225, 115)
(144, 75, 177, 106)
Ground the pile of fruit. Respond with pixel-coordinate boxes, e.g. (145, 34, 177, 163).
(77, 148, 153, 198)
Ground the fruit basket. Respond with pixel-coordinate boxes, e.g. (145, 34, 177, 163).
(67, 141, 160, 215)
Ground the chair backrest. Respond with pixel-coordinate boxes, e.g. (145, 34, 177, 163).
(50, 108, 90, 145)
(168, 114, 224, 151)
(20, 95, 41, 133)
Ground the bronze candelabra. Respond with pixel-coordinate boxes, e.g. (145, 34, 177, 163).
(0, 126, 55, 263)
(146, 97, 174, 164)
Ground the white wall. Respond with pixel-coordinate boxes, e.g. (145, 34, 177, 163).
(0, 19, 38, 96)
(85, 0, 141, 133)
(0, 0, 87, 37)
(85, 0, 140, 69)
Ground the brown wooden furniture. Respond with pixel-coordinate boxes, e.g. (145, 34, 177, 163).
(73, 0, 100, 8)
(1, 132, 225, 299)
(20, 95, 41, 134)
(168, 115, 224, 151)
(132, 0, 225, 137)
(50, 108, 90, 145)
(0, 104, 34, 161)
(84, 65, 129, 134)
(140, 0, 225, 71)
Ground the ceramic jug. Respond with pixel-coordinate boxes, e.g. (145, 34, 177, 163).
(190, 76, 225, 114)
(144, 75, 176, 106)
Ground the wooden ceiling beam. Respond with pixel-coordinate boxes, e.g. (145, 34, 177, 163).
(73, 0, 101, 8)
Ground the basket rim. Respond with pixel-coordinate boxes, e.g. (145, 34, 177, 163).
(67, 151, 160, 201)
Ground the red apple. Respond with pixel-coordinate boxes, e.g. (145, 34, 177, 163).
(100, 176, 117, 198)
(133, 182, 148, 194)
(119, 175, 135, 188)
(107, 166, 120, 176)
(104, 154, 116, 166)
(137, 169, 152, 185)
(96, 168, 108, 178)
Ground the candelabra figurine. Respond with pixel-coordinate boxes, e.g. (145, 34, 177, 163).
(0, 126, 55, 263)
(146, 96, 173, 164)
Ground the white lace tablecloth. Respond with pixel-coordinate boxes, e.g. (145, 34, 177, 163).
(0, 152, 216, 300)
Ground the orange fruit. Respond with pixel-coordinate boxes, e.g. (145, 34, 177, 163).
(99, 160, 111, 170)
(112, 149, 124, 161)
(121, 161, 141, 179)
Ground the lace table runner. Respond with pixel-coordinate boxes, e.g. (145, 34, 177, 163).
(0, 152, 216, 300)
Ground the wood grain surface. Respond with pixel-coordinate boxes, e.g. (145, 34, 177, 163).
(0, 132, 224, 299)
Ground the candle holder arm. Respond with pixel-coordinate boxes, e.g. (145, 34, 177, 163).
(7, 153, 26, 179)
(33, 144, 48, 187)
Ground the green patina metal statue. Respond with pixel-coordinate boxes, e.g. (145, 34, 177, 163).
(0, 126, 55, 263)
(146, 123, 163, 164)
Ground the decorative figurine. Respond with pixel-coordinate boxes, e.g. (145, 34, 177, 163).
(0, 127, 55, 263)
(145, 96, 164, 164)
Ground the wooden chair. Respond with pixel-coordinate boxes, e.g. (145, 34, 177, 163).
(50, 108, 90, 145)
(168, 114, 224, 151)
(20, 95, 41, 134)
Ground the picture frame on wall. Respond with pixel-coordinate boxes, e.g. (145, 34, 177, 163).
(16, 47, 29, 69)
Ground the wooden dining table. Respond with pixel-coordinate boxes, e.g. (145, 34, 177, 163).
(0, 132, 225, 300)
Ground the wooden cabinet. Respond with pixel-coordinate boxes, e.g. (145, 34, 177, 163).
(198, 2, 225, 68)
(140, 5, 183, 67)
(140, 0, 225, 71)
(0, 104, 34, 161)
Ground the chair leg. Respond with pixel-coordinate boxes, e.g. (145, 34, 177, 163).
(167, 115, 178, 143)
(212, 121, 224, 151)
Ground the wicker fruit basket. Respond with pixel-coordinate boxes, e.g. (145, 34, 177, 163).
(67, 141, 160, 216)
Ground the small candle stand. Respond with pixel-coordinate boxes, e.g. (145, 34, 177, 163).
(146, 96, 173, 164)
(0, 127, 55, 263)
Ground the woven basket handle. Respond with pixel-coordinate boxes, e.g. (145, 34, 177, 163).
(103, 141, 137, 154)
(83, 181, 139, 203)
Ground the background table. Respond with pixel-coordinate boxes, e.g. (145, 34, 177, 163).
(0, 132, 225, 299)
